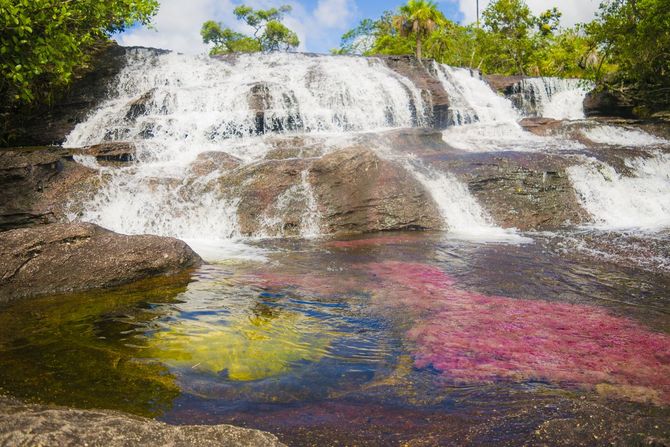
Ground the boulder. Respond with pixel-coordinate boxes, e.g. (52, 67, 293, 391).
(583, 89, 635, 118)
(0, 147, 100, 231)
(485, 75, 528, 94)
(71, 141, 136, 164)
(437, 151, 590, 231)
(519, 117, 564, 136)
(310, 147, 443, 234)
(0, 223, 202, 302)
(0, 396, 285, 447)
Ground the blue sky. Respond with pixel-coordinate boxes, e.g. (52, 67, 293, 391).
(116, 0, 599, 54)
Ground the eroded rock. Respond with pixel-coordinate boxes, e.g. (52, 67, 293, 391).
(0, 396, 285, 447)
(0, 223, 202, 302)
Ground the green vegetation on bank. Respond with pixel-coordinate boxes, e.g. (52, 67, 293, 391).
(0, 0, 158, 106)
(336, 0, 668, 111)
(201, 4, 299, 55)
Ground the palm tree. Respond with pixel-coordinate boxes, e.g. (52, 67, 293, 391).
(393, 0, 446, 61)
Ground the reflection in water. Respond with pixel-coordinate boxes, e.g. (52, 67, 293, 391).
(0, 275, 189, 417)
(0, 233, 668, 445)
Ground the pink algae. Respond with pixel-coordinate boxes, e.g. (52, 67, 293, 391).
(258, 261, 670, 403)
(367, 262, 670, 403)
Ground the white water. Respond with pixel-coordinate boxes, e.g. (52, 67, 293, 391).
(434, 64, 581, 152)
(405, 159, 529, 243)
(63, 50, 670, 256)
(514, 77, 592, 120)
(581, 125, 669, 146)
(568, 153, 670, 230)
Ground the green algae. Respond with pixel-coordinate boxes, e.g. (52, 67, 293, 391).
(0, 274, 191, 417)
(147, 301, 336, 382)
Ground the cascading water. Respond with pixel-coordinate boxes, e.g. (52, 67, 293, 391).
(568, 153, 670, 230)
(434, 63, 575, 152)
(512, 77, 592, 120)
(64, 50, 429, 251)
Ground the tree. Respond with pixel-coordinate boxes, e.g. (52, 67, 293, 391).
(201, 4, 299, 55)
(586, 0, 670, 110)
(0, 0, 158, 105)
(392, 0, 446, 60)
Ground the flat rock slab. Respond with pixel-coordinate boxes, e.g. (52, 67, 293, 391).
(0, 223, 202, 302)
(0, 396, 285, 447)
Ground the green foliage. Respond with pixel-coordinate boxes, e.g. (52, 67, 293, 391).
(337, 0, 599, 79)
(0, 0, 158, 106)
(392, 0, 446, 60)
(201, 4, 299, 55)
(586, 0, 670, 109)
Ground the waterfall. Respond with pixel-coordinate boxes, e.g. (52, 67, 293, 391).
(512, 78, 592, 120)
(568, 153, 670, 230)
(63, 50, 428, 246)
(402, 158, 528, 242)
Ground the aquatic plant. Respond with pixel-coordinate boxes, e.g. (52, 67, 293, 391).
(367, 262, 670, 404)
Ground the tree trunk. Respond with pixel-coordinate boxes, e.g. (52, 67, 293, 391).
(416, 35, 422, 61)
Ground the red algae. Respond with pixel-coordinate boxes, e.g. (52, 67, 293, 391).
(367, 262, 670, 404)
(259, 261, 670, 404)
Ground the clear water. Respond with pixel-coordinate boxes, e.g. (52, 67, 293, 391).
(0, 233, 668, 445)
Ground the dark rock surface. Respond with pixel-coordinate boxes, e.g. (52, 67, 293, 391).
(0, 396, 285, 447)
(0, 223, 202, 302)
(219, 145, 443, 236)
(428, 151, 591, 231)
(310, 147, 443, 234)
(1, 44, 128, 147)
(70, 141, 136, 164)
(382, 55, 450, 129)
(0, 147, 100, 231)
(485, 74, 528, 94)
(584, 89, 635, 118)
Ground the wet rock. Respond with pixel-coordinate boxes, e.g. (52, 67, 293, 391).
(519, 117, 563, 136)
(310, 147, 443, 234)
(0, 147, 100, 231)
(263, 135, 325, 160)
(0, 395, 285, 447)
(125, 88, 157, 121)
(71, 142, 136, 164)
(584, 89, 635, 118)
(248, 82, 303, 134)
(485, 74, 528, 94)
(221, 158, 313, 236)
(190, 151, 242, 176)
(382, 55, 450, 129)
(0, 223, 202, 302)
(435, 152, 590, 230)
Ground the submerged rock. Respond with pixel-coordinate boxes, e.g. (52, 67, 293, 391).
(0, 396, 285, 447)
(0, 223, 202, 302)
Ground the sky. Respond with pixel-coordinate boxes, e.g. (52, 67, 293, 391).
(116, 0, 601, 55)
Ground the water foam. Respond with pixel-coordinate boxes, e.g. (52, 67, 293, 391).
(513, 77, 591, 120)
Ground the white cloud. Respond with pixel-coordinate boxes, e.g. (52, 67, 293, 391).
(115, 0, 358, 54)
(455, 0, 600, 28)
(314, 0, 357, 29)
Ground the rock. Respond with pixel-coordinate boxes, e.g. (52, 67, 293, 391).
(0, 147, 100, 231)
(0, 223, 202, 302)
(125, 88, 157, 121)
(583, 89, 635, 118)
(248, 82, 303, 134)
(519, 117, 564, 136)
(310, 147, 443, 234)
(0, 395, 285, 447)
(485, 75, 529, 94)
(70, 142, 136, 164)
(437, 151, 590, 231)
(190, 151, 242, 176)
(382, 55, 450, 129)
(222, 158, 313, 236)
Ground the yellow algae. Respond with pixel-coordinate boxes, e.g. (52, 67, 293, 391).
(148, 304, 336, 381)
